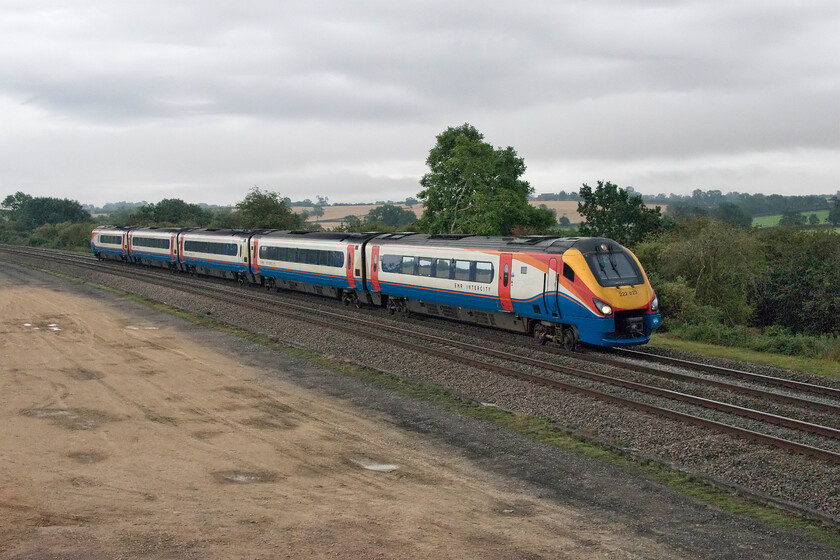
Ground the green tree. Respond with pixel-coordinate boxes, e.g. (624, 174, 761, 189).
(577, 181, 663, 246)
(828, 196, 840, 227)
(136, 198, 209, 226)
(778, 210, 806, 227)
(417, 124, 554, 235)
(634, 218, 762, 326)
(1, 191, 33, 216)
(235, 187, 305, 230)
(754, 228, 840, 334)
(366, 204, 417, 228)
(310, 195, 328, 222)
(712, 202, 752, 228)
(2, 193, 91, 230)
(808, 213, 820, 226)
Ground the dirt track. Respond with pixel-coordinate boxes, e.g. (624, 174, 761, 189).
(0, 267, 686, 559)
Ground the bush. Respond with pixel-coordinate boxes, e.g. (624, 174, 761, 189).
(652, 276, 722, 328)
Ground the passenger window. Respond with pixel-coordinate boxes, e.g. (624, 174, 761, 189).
(454, 260, 471, 281)
(381, 254, 400, 273)
(417, 257, 432, 276)
(401, 256, 415, 275)
(435, 259, 451, 279)
(503, 264, 510, 287)
(563, 263, 575, 282)
(475, 262, 493, 283)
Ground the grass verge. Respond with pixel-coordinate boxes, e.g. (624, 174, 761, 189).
(35, 267, 840, 548)
(651, 333, 840, 379)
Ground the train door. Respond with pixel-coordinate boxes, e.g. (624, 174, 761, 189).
(346, 245, 356, 289)
(370, 245, 381, 291)
(251, 238, 260, 276)
(177, 232, 186, 271)
(123, 231, 130, 260)
(544, 257, 559, 317)
(499, 253, 514, 312)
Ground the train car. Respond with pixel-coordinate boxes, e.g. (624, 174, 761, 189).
(365, 234, 660, 348)
(249, 231, 378, 304)
(127, 227, 188, 270)
(178, 229, 254, 282)
(91, 226, 131, 262)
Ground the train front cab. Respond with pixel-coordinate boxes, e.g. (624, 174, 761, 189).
(558, 240, 661, 347)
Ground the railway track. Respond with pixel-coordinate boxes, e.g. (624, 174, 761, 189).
(4, 244, 840, 466)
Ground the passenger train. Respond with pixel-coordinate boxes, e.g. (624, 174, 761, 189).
(91, 226, 661, 349)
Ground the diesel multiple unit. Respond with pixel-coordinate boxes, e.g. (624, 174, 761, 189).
(92, 226, 661, 348)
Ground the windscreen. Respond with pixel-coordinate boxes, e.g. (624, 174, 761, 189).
(585, 249, 643, 287)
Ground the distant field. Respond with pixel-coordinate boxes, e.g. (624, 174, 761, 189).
(300, 201, 665, 228)
(752, 210, 830, 227)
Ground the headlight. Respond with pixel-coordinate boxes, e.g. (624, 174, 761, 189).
(593, 298, 613, 316)
(651, 295, 659, 313)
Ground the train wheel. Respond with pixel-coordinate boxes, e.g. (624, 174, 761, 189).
(265, 278, 275, 292)
(533, 323, 548, 345)
(561, 327, 577, 351)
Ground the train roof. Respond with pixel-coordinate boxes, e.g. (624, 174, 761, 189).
(369, 233, 627, 254)
(182, 228, 274, 239)
(130, 227, 197, 234)
(254, 230, 380, 243)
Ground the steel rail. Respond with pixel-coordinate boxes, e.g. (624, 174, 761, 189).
(614, 347, 840, 400)
(553, 348, 840, 414)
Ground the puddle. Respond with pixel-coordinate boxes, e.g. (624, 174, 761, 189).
(68, 451, 108, 464)
(350, 457, 399, 473)
(25, 409, 72, 419)
(65, 368, 104, 381)
(213, 471, 278, 484)
(244, 416, 298, 430)
(22, 322, 61, 332)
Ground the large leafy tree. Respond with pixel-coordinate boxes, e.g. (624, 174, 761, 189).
(1, 191, 33, 216)
(754, 228, 840, 334)
(366, 204, 417, 228)
(417, 124, 554, 236)
(235, 187, 305, 230)
(577, 181, 663, 246)
(828, 195, 840, 227)
(2, 192, 90, 229)
(135, 198, 209, 226)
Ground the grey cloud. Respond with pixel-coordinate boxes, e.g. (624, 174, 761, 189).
(0, 0, 838, 204)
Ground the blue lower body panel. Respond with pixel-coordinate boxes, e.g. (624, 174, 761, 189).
(260, 266, 349, 289)
(184, 257, 248, 273)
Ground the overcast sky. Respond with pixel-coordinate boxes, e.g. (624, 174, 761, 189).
(1, 1, 838, 206)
